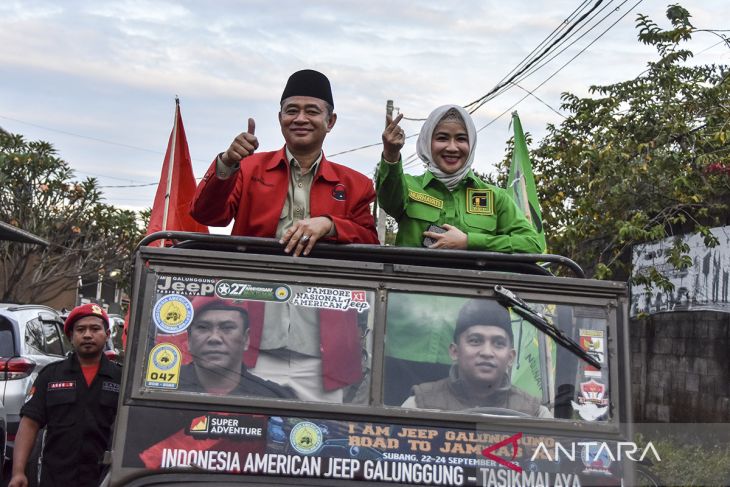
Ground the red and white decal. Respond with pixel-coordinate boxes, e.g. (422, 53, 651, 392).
(48, 380, 76, 390)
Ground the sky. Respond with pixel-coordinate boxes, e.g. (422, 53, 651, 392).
(1, 0, 728, 229)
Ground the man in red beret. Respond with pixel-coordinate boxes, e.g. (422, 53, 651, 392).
(179, 297, 293, 398)
(9, 303, 122, 487)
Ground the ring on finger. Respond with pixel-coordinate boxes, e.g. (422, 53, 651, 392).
(301, 235, 311, 242)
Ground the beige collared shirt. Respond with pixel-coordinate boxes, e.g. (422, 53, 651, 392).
(263, 148, 323, 356)
(275, 148, 322, 239)
(216, 149, 326, 357)
(216, 149, 335, 239)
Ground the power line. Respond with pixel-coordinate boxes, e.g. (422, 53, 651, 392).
(328, 141, 383, 158)
(465, 0, 612, 112)
(99, 175, 206, 188)
(395, 151, 424, 174)
(0, 114, 208, 164)
(402, 0, 606, 122)
(398, 0, 644, 173)
(2, 0, 656, 187)
(0, 114, 165, 155)
(697, 38, 729, 54)
(621, 32, 724, 82)
(102, 198, 155, 202)
(468, 0, 632, 114)
(490, 0, 595, 93)
(99, 182, 159, 188)
(394, 0, 641, 172)
(365, 0, 631, 161)
(75, 170, 156, 185)
(503, 0, 635, 90)
(474, 0, 645, 133)
(510, 83, 567, 119)
(370, 152, 420, 177)
(2, 0, 631, 184)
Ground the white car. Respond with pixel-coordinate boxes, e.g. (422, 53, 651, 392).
(0, 399, 6, 480)
(0, 305, 69, 456)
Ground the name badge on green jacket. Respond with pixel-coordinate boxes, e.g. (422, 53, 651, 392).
(408, 190, 443, 209)
(466, 188, 494, 215)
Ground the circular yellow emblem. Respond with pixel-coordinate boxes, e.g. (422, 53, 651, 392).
(160, 301, 185, 326)
(153, 294, 194, 334)
(289, 421, 322, 455)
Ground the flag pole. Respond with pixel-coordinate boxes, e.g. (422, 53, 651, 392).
(160, 96, 179, 246)
(373, 100, 394, 244)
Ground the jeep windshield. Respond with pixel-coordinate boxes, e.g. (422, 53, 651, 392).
(108, 234, 631, 487)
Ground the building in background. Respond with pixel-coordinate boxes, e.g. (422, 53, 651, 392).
(631, 225, 730, 316)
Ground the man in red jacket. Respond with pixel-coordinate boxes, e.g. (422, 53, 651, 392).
(191, 69, 378, 255)
(191, 69, 377, 402)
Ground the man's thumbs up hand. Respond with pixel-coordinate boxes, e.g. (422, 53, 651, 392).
(222, 117, 259, 166)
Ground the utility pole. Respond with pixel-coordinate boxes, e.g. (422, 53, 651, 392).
(374, 100, 393, 244)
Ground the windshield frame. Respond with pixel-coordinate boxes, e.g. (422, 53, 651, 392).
(123, 245, 630, 436)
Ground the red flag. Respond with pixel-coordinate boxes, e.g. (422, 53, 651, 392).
(126, 99, 207, 347)
(146, 97, 208, 244)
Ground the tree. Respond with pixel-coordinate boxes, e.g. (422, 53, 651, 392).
(0, 128, 145, 304)
(499, 5, 730, 288)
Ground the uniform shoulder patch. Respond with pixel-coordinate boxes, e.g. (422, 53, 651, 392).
(466, 188, 494, 215)
(408, 190, 443, 209)
(102, 381, 120, 393)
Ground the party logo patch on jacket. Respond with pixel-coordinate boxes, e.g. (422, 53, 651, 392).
(332, 184, 347, 201)
(466, 188, 494, 215)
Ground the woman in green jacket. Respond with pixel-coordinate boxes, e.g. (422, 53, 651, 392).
(376, 104, 541, 253)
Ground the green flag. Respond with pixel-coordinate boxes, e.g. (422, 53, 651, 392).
(510, 306, 557, 405)
(507, 111, 547, 253)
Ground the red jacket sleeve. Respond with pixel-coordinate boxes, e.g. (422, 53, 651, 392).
(190, 157, 242, 227)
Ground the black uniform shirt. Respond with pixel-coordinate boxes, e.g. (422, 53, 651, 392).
(21, 353, 122, 487)
(178, 363, 295, 399)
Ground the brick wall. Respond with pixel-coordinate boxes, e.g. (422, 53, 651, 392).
(631, 311, 730, 422)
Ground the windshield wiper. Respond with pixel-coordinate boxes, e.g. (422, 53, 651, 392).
(493, 285, 601, 369)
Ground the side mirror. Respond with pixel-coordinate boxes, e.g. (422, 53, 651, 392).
(38, 312, 62, 324)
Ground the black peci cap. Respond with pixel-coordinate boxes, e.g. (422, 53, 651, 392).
(453, 298, 513, 344)
(280, 69, 334, 108)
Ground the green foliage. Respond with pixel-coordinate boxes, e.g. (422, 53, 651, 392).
(637, 434, 730, 486)
(497, 5, 730, 285)
(0, 128, 145, 303)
